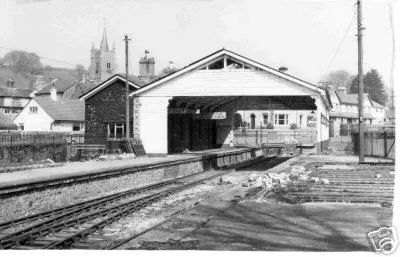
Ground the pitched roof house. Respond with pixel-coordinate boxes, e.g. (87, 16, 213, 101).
(0, 80, 33, 119)
(14, 97, 84, 132)
(79, 74, 145, 146)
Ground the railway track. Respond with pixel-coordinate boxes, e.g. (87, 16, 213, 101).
(0, 147, 270, 198)
(0, 156, 272, 249)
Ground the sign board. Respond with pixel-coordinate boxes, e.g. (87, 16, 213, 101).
(193, 112, 227, 120)
(307, 115, 317, 127)
(168, 108, 196, 114)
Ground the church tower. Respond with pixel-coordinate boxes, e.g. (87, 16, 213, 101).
(89, 28, 116, 82)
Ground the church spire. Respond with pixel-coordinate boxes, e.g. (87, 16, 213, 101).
(100, 27, 109, 51)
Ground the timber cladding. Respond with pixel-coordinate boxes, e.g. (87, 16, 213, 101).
(84, 80, 135, 146)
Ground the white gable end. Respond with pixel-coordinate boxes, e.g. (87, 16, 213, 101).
(139, 69, 318, 97)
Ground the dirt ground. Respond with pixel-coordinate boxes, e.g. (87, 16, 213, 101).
(118, 155, 394, 251)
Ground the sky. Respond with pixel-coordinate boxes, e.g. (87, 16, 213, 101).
(0, 0, 396, 88)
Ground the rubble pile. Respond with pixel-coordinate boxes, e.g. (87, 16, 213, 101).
(242, 165, 330, 193)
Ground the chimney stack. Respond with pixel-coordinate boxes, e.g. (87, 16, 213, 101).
(278, 66, 288, 73)
(169, 61, 174, 70)
(6, 78, 14, 88)
(50, 81, 57, 101)
(337, 86, 346, 95)
(81, 73, 86, 84)
(139, 50, 155, 79)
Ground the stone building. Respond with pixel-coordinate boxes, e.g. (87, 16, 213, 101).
(80, 74, 145, 149)
(88, 28, 116, 82)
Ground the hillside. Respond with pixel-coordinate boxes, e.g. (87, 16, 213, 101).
(0, 66, 80, 90)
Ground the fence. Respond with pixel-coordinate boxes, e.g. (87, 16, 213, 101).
(353, 130, 395, 159)
(0, 132, 84, 165)
(233, 128, 317, 146)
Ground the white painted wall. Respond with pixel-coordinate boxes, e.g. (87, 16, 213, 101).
(138, 96, 171, 154)
(137, 69, 330, 153)
(14, 99, 54, 131)
(13, 99, 84, 132)
(140, 70, 319, 97)
(238, 110, 314, 129)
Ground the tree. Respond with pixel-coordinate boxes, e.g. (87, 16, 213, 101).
(2, 50, 43, 74)
(349, 69, 387, 105)
(158, 64, 178, 78)
(323, 70, 352, 91)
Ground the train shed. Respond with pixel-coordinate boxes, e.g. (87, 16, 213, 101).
(130, 49, 331, 154)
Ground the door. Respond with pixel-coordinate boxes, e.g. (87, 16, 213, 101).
(250, 114, 256, 129)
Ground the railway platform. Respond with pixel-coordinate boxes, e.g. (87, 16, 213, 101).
(0, 146, 281, 194)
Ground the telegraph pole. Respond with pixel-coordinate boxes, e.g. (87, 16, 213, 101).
(124, 35, 132, 139)
(357, 0, 365, 163)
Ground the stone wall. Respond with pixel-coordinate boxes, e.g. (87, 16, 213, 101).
(85, 80, 135, 146)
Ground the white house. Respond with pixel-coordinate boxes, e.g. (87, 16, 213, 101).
(14, 96, 84, 132)
(327, 87, 386, 137)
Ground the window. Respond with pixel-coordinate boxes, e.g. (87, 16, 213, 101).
(107, 62, 111, 69)
(274, 114, 288, 125)
(4, 109, 10, 114)
(12, 109, 19, 113)
(107, 123, 125, 139)
(262, 114, 269, 125)
(73, 123, 81, 132)
(18, 123, 24, 130)
(208, 59, 224, 69)
(12, 98, 21, 106)
(29, 106, 38, 113)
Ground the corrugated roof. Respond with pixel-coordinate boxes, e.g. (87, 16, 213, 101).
(0, 112, 17, 130)
(35, 98, 84, 121)
(0, 86, 33, 98)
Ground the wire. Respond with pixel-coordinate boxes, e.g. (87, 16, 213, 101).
(323, 6, 357, 76)
(0, 45, 78, 67)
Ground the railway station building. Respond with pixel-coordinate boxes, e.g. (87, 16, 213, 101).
(130, 49, 331, 154)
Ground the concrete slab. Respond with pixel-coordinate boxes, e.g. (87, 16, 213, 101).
(317, 164, 353, 170)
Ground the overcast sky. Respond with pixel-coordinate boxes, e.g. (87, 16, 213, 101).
(0, 0, 396, 87)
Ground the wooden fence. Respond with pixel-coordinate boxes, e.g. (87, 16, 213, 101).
(353, 131, 395, 159)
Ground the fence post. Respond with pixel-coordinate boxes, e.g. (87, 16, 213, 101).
(370, 132, 373, 156)
(384, 131, 388, 158)
(255, 130, 258, 145)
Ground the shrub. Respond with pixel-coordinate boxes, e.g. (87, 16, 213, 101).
(290, 123, 298, 130)
(266, 123, 274, 129)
